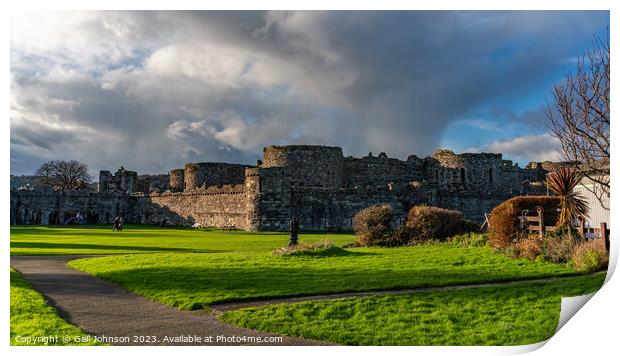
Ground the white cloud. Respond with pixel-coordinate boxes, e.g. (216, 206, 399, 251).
(9, 11, 608, 175)
(485, 134, 562, 162)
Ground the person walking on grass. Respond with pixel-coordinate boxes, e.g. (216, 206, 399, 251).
(119, 216, 124, 231)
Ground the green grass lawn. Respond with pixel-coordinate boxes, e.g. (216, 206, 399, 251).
(68, 243, 586, 310)
(10, 225, 605, 346)
(10, 268, 102, 346)
(10, 225, 356, 255)
(221, 273, 606, 346)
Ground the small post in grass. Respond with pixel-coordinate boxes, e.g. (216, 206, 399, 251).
(289, 215, 299, 247)
(600, 222, 609, 252)
(537, 206, 545, 238)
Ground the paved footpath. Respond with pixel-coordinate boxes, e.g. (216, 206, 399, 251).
(10, 255, 330, 346)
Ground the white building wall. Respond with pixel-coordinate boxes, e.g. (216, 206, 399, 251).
(574, 183, 610, 228)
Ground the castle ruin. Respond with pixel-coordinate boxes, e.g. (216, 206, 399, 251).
(99, 166, 150, 194)
(10, 145, 549, 231)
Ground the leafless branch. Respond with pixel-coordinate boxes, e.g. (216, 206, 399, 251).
(546, 31, 609, 210)
(34, 160, 93, 191)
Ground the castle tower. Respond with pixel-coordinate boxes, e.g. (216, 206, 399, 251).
(184, 162, 247, 191)
(262, 145, 344, 188)
(243, 166, 292, 231)
(169, 169, 185, 192)
(98, 170, 113, 192)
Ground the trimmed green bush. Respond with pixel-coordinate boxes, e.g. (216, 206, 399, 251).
(352, 205, 395, 247)
(489, 196, 561, 249)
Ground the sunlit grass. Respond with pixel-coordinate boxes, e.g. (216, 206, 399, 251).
(69, 243, 586, 310)
(10, 225, 356, 255)
(12, 224, 603, 347)
(10, 268, 103, 346)
(221, 273, 606, 346)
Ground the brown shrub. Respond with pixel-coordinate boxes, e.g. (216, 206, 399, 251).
(387, 225, 416, 247)
(352, 204, 395, 247)
(515, 235, 543, 260)
(405, 205, 478, 242)
(488, 196, 561, 249)
(542, 236, 576, 264)
(572, 240, 609, 271)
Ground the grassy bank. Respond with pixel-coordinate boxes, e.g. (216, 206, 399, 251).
(221, 272, 606, 346)
(69, 243, 585, 310)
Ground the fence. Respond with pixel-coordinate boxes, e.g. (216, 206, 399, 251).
(524, 206, 609, 251)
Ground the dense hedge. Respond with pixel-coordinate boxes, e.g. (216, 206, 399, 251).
(352, 204, 395, 247)
(406, 206, 478, 243)
(488, 196, 561, 249)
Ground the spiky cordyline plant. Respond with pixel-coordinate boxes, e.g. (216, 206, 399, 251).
(546, 167, 590, 229)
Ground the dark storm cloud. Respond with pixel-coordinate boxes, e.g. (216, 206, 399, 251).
(10, 11, 609, 175)
(11, 120, 80, 151)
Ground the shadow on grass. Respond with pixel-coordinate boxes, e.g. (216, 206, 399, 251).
(10, 225, 351, 237)
(10, 241, 203, 253)
(75, 263, 593, 310)
(276, 246, 374, 258)
(10, 225, 195, 236)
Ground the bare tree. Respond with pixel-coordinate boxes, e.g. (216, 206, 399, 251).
(35, 160, 93, 191)
(547, 33, 609, 210)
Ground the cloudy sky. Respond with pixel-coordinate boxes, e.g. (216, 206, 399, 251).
(10, 11, 609, 176)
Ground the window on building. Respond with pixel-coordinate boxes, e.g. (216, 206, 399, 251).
(489, 167, 493, 184)
(460, 168, 465, 183)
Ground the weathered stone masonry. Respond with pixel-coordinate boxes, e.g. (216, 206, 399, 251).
(10, 145, 549, 231)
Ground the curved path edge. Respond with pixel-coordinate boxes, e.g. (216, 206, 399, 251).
(10, 255, 331, 346)
(210, 273, 596, 314)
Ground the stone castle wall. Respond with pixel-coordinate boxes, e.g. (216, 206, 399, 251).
(134, 186, 248, 229)
(243, 166, 292, 231)
(99, 167, 149, 194)
(262, 145, 344, 188)
(169, 169, 185, 192)
(184, 162, 248, 190)
(11, 185, 251, 230)
(11, 144, 554, 231)
(342, 153, 425, 188)
(426, 150, 504, 193)
(11, 190, 131, 225)
(290, 186, 429, 231)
